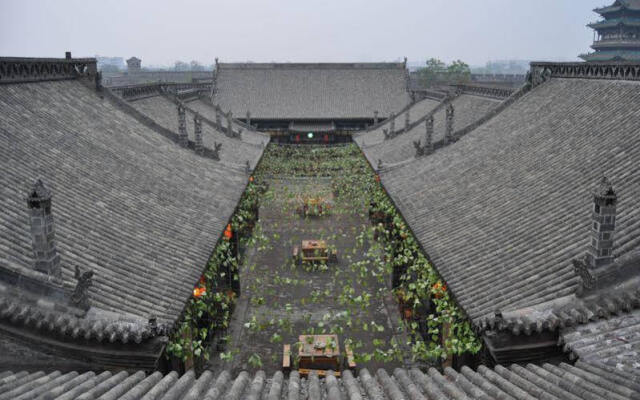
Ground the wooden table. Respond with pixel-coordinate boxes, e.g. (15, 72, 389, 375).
(301, 240, 328, 261)
(298, 334, 341, 375)
(283, 334, 356, 375)
(292, 240, 338, 264)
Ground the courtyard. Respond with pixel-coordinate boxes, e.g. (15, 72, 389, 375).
(210, 145, 410, 374)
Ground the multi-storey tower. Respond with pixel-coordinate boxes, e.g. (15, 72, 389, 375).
(580, 0, 640, 62)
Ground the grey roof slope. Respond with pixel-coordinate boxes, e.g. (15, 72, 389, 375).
(181, 98, 269, 146)
(358, 94, 501, 164)
(1, 362, 637, 399)
(561, 308, 640, 374)
(353, 97, 441, 143)
(213, 63, 411, 120)
(0, 80, 250, 322)
(378, 78, 640, 324)
(129, 95, 266, 168)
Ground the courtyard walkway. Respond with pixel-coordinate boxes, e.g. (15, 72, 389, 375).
(210, 172, 408, 374)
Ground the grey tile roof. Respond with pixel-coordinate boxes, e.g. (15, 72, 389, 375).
(0, 80, 252, 323)
(561, 308, 640, 374)
(358, 94, 501, 164)
(128, 95, 266, 168)
(1, 362, 637, 399)
(377, 78, 640, 324)
(213, 63, 411, 120)
(477, 250, 640, 335)
(0, 287, 161, 344)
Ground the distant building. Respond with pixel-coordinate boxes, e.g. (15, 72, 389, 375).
(212, 61, 411, 141)
(126, 56, 142, 72)
(580, 0, 640, 62)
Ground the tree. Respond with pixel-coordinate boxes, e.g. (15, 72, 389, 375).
(447, 60, 471, 84)
(418, 58, 447, 87)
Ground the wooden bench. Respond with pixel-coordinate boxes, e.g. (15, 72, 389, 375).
(283, 344, 291, 370)
(345, 343, 356, 369)
(298, 369, 341, 377)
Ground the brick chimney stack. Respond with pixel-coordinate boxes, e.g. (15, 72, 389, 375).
(26, 179, 61, 279)
(587, 177, 617, 268)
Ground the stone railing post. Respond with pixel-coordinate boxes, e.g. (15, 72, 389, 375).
(425, 115, 434, 154)
(177, 102, 188, 147)
(194, 113, 203, 154)
(215, 106, 222, 130)
(226, 111, 234, 137)
(445, 103, 454, 144)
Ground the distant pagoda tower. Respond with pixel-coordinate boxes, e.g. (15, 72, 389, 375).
(580, 0, 640, 62)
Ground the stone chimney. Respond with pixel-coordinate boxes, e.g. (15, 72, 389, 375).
(573, 177, 619, 293)
(373, 111, 379, 125)
(26, 179, 61, 279)
(404, 110, 410, 133)
(587, 177, 617, 268)
(65, 51, 72, 60)
(194, 113, 203, 154)
(445, 103, 455, 144)
(425, 115, 434, 154)
(177, 102, 188, 147)
(246, 110, 251, 127)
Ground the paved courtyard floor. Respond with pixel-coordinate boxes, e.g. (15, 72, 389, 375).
(212, 178, 407, 374)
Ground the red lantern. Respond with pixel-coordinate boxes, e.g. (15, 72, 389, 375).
(295, 134, 300, 143)
(323, 134, 329, 143)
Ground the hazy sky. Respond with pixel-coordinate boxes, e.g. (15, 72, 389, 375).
(1, 0, 605, 66)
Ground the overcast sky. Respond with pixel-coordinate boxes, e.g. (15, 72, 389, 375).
(0, 0, 605, 67)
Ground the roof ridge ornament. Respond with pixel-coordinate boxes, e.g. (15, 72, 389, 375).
(71, 265, 94, 311)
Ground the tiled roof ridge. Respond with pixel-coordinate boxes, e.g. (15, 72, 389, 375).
(478, 284, 640, 336)
(0, 294, 167, 345)
(1, 361, 638, 399)
(172, 96, 269, 144)
(217, 62, 407, 70)
(530, 62, 640, 86)
(355, 95, 453, 141)
(0, 56, 97, 85)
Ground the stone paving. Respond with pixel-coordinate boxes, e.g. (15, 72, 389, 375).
(214, 178, 406, 374)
